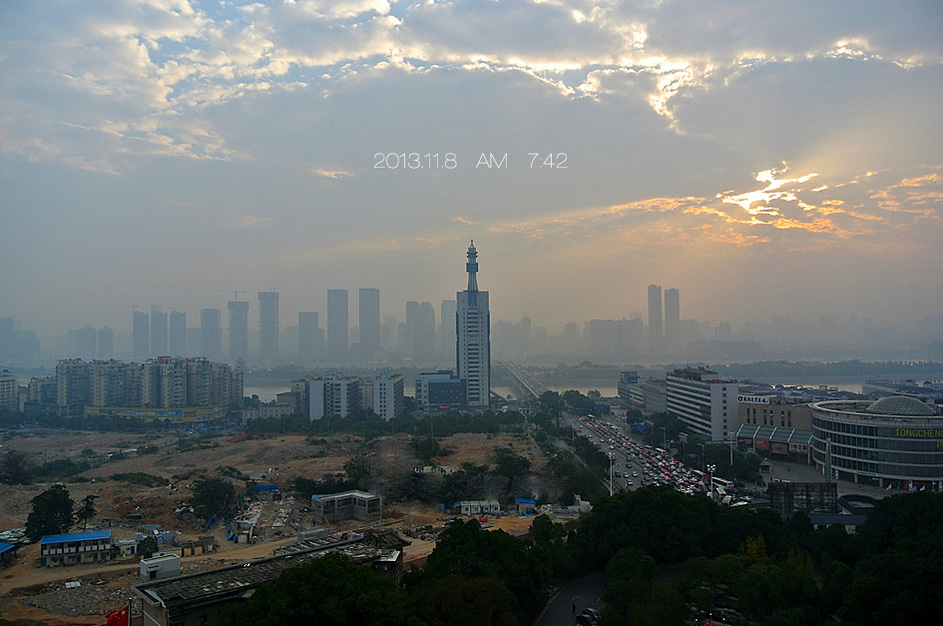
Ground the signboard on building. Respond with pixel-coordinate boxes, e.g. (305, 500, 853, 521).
(738, 395, 773, 404)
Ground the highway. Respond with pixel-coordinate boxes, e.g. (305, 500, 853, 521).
(566, 413, 723, 499)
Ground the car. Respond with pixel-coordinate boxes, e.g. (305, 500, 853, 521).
(581, 608, 601, 620)
(632, 471, 639, 477)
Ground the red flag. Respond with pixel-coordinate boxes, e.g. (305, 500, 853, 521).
(106, 605, 129, 626)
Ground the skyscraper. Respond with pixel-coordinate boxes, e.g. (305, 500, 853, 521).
(75, 326, 97, 360)
(133, 310, 149, 359)
(97, 326, 114, 359)
(298, 312, 322, 362)
(404, 300, 420, 359)
(416, 302, 436, 363)
(228, 300, 249, 363)
(258, 291, 279, 362)
(664, 287, 680, 354)
(200, 309, 222, 359)
(456, 241, 490, 408)
(438, 299, 457, 362)
(169, 309, 186, 356)
(359, 288, 380, 361)
(647, 284, 663, 354)
(150, 305, 168, 356)
(327, 289, 349, 362)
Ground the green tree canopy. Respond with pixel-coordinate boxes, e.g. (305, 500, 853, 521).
(189, 476, 235, 521)
(424, 575, 519, 626)
(0, 450, 37, 485)
(138, 536, 159, 559)
(412, 437, 442, 466)
(418, 520, 549, 623)
(75, 494, 98, 532)
(26, 484, 74, 542)
(344, 451, 373, 488)
(222, 553, 422, 626)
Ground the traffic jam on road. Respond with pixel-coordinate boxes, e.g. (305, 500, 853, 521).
(573, 414, 746, 504)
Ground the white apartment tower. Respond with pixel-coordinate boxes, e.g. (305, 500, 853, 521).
(456, 241, 491, 408)
(666, 367, 739, 442)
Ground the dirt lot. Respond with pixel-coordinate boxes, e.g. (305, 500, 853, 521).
(0, 428, 550, 624)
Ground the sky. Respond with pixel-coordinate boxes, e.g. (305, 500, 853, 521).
(1, 0, 942, 342)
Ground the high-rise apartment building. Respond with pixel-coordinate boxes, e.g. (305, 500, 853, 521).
(0, 370, 18, 411)
(298, 312, 322, 362)
(404, 301, 419, 359)
(327, 289, 349, 362)
(150, 306, 168, 356)
(373, 372, 404, 420)
(664, 287, 680, 354)
(56, 359, 90, 406)
(97, 327, 114, 359)
(228, 300, 249, 362)
(169, 310, 187, 356)
(416, 302, 436, 363)
(456, 241, 490, 408)
(666, 367, 739, 442)
(200, 309, 222, 359)
(359, 288, 380, 361)
(647, 284, 663, 354)
(258, 291, 279, 362)
(150, 304, 170, 356)
(75, 326, 97, 360)
(132, 311, 149, 359)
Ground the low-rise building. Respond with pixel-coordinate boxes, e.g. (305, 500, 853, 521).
(140, 554, 181, 581)
(135, 537, 402, 626)
(311, 491, 381, 524)
(453, 500, 500, 516)
(39, 531, 113, 567)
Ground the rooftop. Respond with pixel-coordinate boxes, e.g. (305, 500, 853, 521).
(40, 531, 111, 545)
(136, 537, 395, 610)
(865, 395, 937, 417)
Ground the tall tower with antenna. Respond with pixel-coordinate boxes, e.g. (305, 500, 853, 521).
(456, 240, 490, 408)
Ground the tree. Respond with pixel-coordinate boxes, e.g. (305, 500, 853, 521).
(420, 520, 549, 623)
(412, 437, 442, 466)
(537, 391, 566, 416)
(344, 451, 372, 488)
(492, 447, 531, 492)
(424, 575, 519, 626)
(26, 484, 74, 542)
(0, 450, 37, 485)
(189, 476, 235, 521)
(222, 553, 422, 626)
(138, 536, 159, 559)
(75, 494, 98, 531)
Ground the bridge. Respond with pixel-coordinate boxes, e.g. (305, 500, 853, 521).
(505, 362, 550, 399)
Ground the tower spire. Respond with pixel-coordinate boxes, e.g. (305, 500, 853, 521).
(466, 240, 478, 292)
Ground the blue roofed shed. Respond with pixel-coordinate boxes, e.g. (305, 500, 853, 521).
(0, 542, 18, 564)
(40, 531, 113, 567)
(515, 498, 536, 515)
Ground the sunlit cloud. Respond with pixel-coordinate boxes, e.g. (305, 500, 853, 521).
(719, 167, 818, 214)
(312, 168, 354, 179)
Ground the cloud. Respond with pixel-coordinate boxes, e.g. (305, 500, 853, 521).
(224, 213, 270, 229)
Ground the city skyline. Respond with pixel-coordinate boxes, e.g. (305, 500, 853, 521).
(1, 1, 941, 341)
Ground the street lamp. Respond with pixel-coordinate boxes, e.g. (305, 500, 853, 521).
(707, 464, 716, 499)
(659, 427, 667, 450)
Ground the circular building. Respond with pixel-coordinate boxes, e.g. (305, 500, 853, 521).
(811, 396, 943, 488)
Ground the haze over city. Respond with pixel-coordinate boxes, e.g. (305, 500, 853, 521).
(2, 1, 942, 346)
